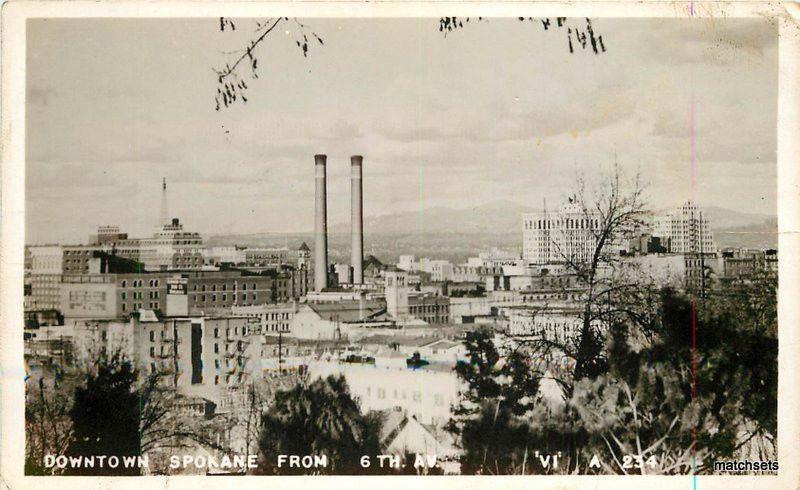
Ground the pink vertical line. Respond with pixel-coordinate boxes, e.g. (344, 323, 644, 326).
(690, 98, 697, 200)
(690, 1, 695, 17)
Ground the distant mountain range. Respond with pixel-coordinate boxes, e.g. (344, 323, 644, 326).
(350, 200, 537, 235)
(208, 200, 778, 259)
(336, 200, 777, 236)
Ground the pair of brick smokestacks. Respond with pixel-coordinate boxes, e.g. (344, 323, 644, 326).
(313, 155, 363, 291)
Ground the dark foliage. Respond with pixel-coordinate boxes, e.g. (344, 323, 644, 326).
(256, 375, 382, 474)
(64, 354, 141, 476)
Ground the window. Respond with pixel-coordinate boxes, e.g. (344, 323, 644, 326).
(214, 343, 219, 353)
(149, 331, 155, 342)
(212, 294, 216, 302)
(242, 284, 247, 291)
(214, 328, 219, 338)
(377, 388, 386, 399)
(215, 359, 220, 369)
(121, 280, 127, 287)
(122, 303, 127, 312)
(214, 375, 219, 385)
(149, 346, 155, 356)
(222, 294, 227, 302)
(121, 291, 127, 300)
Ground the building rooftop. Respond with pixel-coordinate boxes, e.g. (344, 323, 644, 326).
(307, 301, 386, 323)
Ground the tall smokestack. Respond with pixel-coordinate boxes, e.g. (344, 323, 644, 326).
(351, 155, 364, 284)
(314, 154, 328, 291)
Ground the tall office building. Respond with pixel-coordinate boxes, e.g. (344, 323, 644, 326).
(653, 201, 715, 254)
(522, 199, 601, 265)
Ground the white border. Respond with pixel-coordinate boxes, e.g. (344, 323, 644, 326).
(2, 2, 799, 489)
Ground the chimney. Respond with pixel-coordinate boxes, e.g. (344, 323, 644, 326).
(314, 154, 328, 291)
(351, 155, 364, 284)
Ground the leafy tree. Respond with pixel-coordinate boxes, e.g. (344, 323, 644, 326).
(64, 353, 141, 475)
(60, 351, 229, 475)
(557, 165, 649, 381)
(25, 368, 77, 475)
(256, 375, 382, 475)
(449, 328, 552, 474)
(563, 276, 777, 475)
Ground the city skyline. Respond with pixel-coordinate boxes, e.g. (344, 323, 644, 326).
(26, 18, 777, 244)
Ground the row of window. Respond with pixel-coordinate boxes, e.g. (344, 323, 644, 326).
(363, 387, 446, 406)
(120, 279, 160, 288)
(192, 283, 260, 292)
(193, 292, 257, 304)
(121, 301, 160, 311)
(121, 291, 160, 300)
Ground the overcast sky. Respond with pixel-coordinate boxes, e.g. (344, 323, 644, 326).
(26, 17, 777, 244)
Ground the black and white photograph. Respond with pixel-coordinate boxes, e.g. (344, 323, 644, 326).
(2, 2, 799, 487)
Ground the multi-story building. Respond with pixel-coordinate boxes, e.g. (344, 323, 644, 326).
(720, 248, 778, 279)
(71, 315, 258, 394)
(499, 306, 585, 342)
(408, 295, 450, 324)
(62, 244, 106, 274)
(231, 303, 299, 336)
(653, 201, 715, 254)
(522, 199, 602, 265)
(26, 245, 64, 310)
(244, 248, 290, 268)
(308, 360, 462, 427)
(138, 218, 205, 271)
(60, 272, 172, 319)
(90, 225, 130, 246)
(397, 256, 454, 282)
(384, 270, 450, 324)
(451, 264, 504, 283)
(205, 246, 247, 266)
(185, 271, 274, 313)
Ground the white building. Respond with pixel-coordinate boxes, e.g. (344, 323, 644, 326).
(138, 218, 205, 271)
(396, 256, 454, 282)
(308, 360, 462, 426)
(500, 306, 589, 344)
(26, 245, 64, 310)
(205, 246, 246, 265)
(522, 199, 601, 265)
(231, 303, 298, 336)
(289, 301, 389, 340)
(653, 201, 716, 254)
